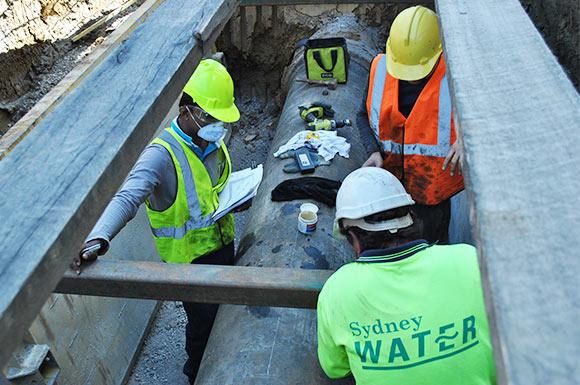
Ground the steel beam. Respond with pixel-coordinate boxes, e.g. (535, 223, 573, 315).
(55, 261, 333, 309)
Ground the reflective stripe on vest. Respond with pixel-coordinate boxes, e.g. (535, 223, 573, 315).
(150, 130, 215, 239)
(369, 55, 452, 158)
(369, 55, 387, 140)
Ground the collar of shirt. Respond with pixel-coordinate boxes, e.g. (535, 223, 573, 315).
(356, 239, 430, 263)
(170, 117, 218, 161)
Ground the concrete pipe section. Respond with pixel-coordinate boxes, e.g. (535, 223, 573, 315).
(195, 17, 381, 385)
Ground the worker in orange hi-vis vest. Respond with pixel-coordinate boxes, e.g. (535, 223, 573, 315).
(361, 5, 463, 244)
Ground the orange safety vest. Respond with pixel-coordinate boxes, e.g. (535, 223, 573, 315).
(366, 53, 464, 205)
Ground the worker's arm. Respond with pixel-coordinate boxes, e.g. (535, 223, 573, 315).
(357, 87, 381, 155)
(317, 287, 351, 379)
(74, 144, 174, 272)
(357, 85, 383, 168)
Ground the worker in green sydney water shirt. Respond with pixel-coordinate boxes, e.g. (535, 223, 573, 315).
(317, 167, 496, 385)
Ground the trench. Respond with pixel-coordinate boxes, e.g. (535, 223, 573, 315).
(124, 3, 471, 383)
(125, 6, 393, 385)
(1, 1, 576, 385)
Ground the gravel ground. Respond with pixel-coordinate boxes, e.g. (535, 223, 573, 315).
(126, 65, 280, 385)
(126, 301, 188, 385)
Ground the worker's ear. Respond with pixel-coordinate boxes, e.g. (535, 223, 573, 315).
(177, 105, 185, 118)
(346, 229, 362, 255)
(178, 105, 189, 117)
(406, 212, 424, 240)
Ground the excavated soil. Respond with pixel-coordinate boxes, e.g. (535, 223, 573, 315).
(0, 0, 145, 134)
(520, 0, 579, 88)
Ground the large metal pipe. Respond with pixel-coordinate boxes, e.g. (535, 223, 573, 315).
(195, 16, 380, 385)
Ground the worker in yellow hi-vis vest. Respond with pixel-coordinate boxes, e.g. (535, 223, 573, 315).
(317, 167, 496, 385)
(75, 59, 244, 384)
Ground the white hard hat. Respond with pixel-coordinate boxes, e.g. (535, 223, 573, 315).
(333, 167, 415, 238)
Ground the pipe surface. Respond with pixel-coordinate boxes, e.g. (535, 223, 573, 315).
(195, 16, 380, 385)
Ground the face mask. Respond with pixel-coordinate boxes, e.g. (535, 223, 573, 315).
(187, 106, 226, 143)
(197, 121, 226, 142)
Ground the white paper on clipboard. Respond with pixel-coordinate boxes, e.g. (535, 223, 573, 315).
(212, 164, 263, 221)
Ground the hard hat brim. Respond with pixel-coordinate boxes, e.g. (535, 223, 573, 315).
(335, 193, 415, 223)
(206, 103, 240, 123)
(386, 49, 442, 81)
(343, 214, 413, 233)
(332, 214, 414, 239)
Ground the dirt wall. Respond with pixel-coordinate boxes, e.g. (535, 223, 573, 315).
(0, 0, 126, 101)
(521, 0, 579, 88)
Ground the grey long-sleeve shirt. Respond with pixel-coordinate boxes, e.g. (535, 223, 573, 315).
(87, 125, 224, 249)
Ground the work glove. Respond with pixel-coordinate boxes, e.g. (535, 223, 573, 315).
(72, 239, 107, 275)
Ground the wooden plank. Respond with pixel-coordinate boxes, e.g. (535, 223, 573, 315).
(70, 0, 141, 43)
(0, 0, 164, 161)
(0, 0, 239, 367)
(55, 261, 333, 309)
(435, 1, 580, 384)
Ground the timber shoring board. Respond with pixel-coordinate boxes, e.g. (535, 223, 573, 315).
(0, 0, 239, 367)
(55, 261, 333, 309)
(0, 0, 164, 161)
(436, 0, 580, 384)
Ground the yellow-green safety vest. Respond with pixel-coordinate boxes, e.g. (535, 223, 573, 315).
(146, 128, 234, 263)
(317, 243, 496, 385)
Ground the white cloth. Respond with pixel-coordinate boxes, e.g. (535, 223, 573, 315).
(273, 130, 351, 161)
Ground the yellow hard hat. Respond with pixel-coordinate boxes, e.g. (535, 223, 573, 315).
(386, 6, 442, 81)
(183, 59, 240, 123)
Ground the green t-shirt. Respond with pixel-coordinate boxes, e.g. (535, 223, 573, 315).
(317, 241, 496, 385)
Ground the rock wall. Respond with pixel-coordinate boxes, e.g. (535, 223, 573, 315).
(520, 0, 579, 88)
(0, 0, 125, 101)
